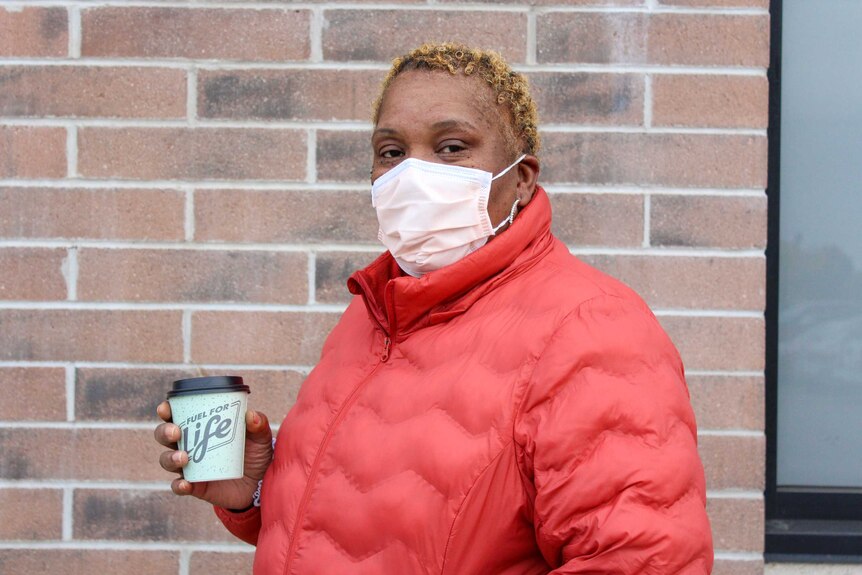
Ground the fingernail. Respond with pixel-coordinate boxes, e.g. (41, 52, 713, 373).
(172, 452, 182, 464)
(253, 412, 261, 426)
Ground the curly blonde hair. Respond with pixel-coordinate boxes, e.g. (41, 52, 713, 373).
(372, 43, 540, 155)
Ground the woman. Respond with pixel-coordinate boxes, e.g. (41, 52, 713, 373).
(156, 43, 713, 574)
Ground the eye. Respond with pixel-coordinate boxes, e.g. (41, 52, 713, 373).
(379, 147, 404, 159)
(438, 141, 467, 154)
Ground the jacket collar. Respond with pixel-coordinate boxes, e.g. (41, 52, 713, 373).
(348, 186, 555, 341)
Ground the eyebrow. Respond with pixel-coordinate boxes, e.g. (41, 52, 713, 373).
(430, 119, 480, 132)
(372, 119, 481, 139)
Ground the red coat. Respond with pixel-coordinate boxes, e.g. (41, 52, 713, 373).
(216, 187, 713, 574)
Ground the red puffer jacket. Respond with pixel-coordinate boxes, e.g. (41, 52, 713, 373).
(216, 187, 713, 574)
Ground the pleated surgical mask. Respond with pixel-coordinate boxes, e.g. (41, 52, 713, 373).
(371, 154, 525, 277)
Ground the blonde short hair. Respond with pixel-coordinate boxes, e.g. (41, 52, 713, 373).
(372, 43, 540, 155)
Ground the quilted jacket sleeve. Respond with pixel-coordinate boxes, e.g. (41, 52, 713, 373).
(213, 505, 262, 546)
(513, 294, 713, 574)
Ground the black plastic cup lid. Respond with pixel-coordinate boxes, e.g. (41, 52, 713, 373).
(167, 376, 250, 398)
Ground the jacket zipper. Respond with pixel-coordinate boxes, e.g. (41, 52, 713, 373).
(381, 336, 391, 362)
(282, 332, 390, 574)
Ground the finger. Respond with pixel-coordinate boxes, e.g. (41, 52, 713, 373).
(156, 401, 172, 423)
(170, 477, 194, 496)
(154, 422, 181, 448)
(245, 410, 273, 445)
(159, 449, 187, 472)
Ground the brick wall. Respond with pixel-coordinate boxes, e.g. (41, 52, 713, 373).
(0, 1, 768, 573)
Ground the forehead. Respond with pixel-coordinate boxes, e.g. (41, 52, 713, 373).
(376, 69, 503, 132)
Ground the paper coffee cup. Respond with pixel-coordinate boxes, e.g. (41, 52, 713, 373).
(167, 376, 250, 483)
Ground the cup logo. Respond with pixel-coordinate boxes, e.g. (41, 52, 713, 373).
(178, 400, 241, 463)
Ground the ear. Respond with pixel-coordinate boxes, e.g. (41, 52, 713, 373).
(515, 155, 540, 206)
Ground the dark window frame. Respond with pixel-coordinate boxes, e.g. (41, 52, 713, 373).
(765, 0, 862, 562)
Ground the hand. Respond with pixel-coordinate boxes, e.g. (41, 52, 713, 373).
(154, 401, 273, 510)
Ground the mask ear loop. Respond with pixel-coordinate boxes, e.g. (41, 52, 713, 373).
(490, 154, 527, 234)
(492, 199, 520, 234)
(491, 154, 527, 182)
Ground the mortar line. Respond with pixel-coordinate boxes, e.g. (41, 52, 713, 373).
(184, 187, 195, 241)
(0, 240, 383, 252)
(0, 58, 767, 76)
(0, 360, 314, 371)
(652, 309, 763, 318)
(179, 549, 191, 575)
(182, 310, 192, 364)
(697, 429, 764, 437)
(2, 117, 766, 136)
(0, 541, 254, 552)
(65, 125, 78, 178)
(65, 365, 75, 422)
(187, 67, 198, 126)
(643, 73, 653, 128)
(62, 487, 74, 541)
(0, 1, 768, 15)
(0, 300, 349, 312)
(526, 10, 537, 66)
(307, 252, 316, 306)
(0, 240, 759, 258)
(0, 179, 765, 195)
(67, 5, 81, 59)
(62, 247, 79, 301)
(310, 7, 323, 63)
(306, 129, 317, 183)
(642, 193, 651, 248)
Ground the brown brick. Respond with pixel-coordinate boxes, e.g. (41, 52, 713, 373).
(0, 7, 67, 57)
(651, 195, 768, 249)
(0, 550, 179, 575)
(316, 129, 373, 183)
(537, 13, 769, 67)
(0, 428, 163, 481)
(0, 188, 186, 241)
(0, 488, 62, 539)
(649, 14, 769, 67)
(0, 66, 186, 119)
(194, 189, 377, 244)
(76, 367, 304, 425)
(541, 133, 767, 188)
(0, 127, 66, 179)
(190, 551, 254, 575)
(322, 10, 528, 63)
(442, 0, 641, 4)
(316, 251, 381, 304)
(82, 7, 310, 61)
(0, 247, 68, 301)
(652, 75, 769, 129)
(712, 559, 763, 575)
(78, 128, 306, 181)
(0, 310, 182, 362)
(661, 0, 767, 7)
(199, 69, 384, 121)
(76, 367, 197, 423)
(192, 311, 341, 365)
(528, 72, 644, 125)
(0, 367, 66, 421)
(549, 193, 643, 247)
(689, 375, 764, 431)
(699, 435, 764, 490)
(77, 249, 308, 304)
(659, 316, 764, 372)
(579, 255, 765, 310)
(707, 497, 764, 551)
(74, 489, 233, 542)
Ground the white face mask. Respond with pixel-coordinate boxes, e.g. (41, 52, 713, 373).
(372, 154, 526, 278)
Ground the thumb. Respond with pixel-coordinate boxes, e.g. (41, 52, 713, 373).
(245, 409, 273, 445)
